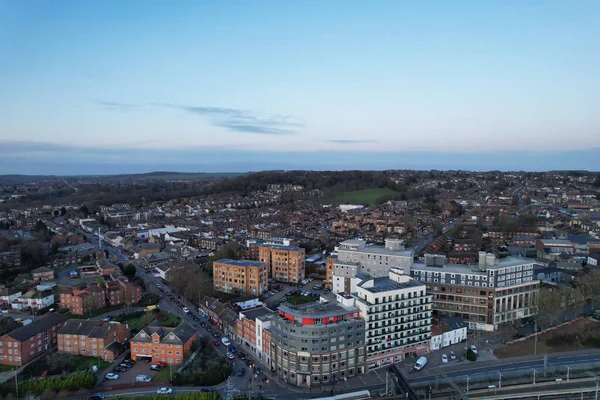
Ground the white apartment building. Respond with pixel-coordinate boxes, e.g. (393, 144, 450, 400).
(332, 238, 414, 294)
(350, 267, 432, 370)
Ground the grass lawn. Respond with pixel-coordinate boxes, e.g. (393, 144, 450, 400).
(153, 364, 174, 381)
(65, 304, 124, 319)
(329, 187, 400, 204)
(117, 311, 180, 329)
(287, 295, 317, 306)
(0, 364, 16, 372)
(158, 311, 181, 327)
(73, 355, 112, 370)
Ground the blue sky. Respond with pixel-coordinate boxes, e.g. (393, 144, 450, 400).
(1, 1, 599, 174)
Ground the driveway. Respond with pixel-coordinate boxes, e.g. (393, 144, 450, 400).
(99, 358, 162, 387)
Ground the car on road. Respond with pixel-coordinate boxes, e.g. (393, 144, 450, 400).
(441, 354, 448, 364)
(182, 307, 190, 313)
(253, 366, 261, 375)
(213, 341, 220, 346)
(228, 345, 236, 353)
(450, 351, 456, 360)
(470, 345, 478, 354)
(226, 352, 235, 360)
(237, 368, 245, 376)
(221, 337, 231, 346)
(105, 373, 119, 380)
(157, 387, 173, 394)
(40, 370, 49, 380)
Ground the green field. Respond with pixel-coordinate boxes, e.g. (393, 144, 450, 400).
(331, 187, 401, 204)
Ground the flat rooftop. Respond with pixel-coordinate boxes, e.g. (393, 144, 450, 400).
(216, 258, 265, 267)
(339, 245, 414, 257)
(412, 256, 537, 275)
(358, 276, 423, 293)
(279, 301, 358, 318)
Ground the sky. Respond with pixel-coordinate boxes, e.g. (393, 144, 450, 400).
(1, 0, 599, 174)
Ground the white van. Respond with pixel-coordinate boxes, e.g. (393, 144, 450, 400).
(414, 356, 428, 371)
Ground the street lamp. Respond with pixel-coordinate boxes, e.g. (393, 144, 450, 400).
(498, 372, 503, 389)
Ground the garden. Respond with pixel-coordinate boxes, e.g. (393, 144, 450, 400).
(171, 338, 231, 386)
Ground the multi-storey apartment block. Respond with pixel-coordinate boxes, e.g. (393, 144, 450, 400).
(60, 284, 106, 316)
(58, 320, 130, 361)
(105, 280, 143, 306)
(410, 252, 539, 331)
(259, 244, 305, 283)
(352, 268, 432, 370)
(268, 299, 366, 387)
(331, 238, 414, 294)
(130, 322, 196, 365)
(0, 313, 68, 366)
(213, 259, 268, 296)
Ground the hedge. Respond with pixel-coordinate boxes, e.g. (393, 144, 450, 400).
(0, 371, 96, 397)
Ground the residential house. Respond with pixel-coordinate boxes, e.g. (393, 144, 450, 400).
(58, 320, 130, 361)
(0, 313, 68, 366)
(130, 322, 196, 365)
(430, 317, 467, 351)
(0, 288, 22, 307)
(12, 291, 54, 310)
(31, 267, 55, 282)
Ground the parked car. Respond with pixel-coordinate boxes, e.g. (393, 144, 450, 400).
(114, 366, 127, 373)
(228, 345, 236, 353)
(237, 368, 245, 376)
(214, 341, 221, 346)
(450, 351, 456, 360)
(221, 337, 231, 346)
(157, 387, 173, 394)
(151, 364, 162, 371)
(441, 354, 448, 364)
(470, 345, 478, 355)
(136, 375, 151, 382)
(105, 373, 119, 380)
(182, 307, 190, 314)
(253, 366, 262, 374)
(226, 352, 235, 360)
(414, 356, 428, 371)
(40, 370, 49, 380)
(155, 361, 166, 368)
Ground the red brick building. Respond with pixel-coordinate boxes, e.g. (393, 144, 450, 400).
(130, 322, 196, 365)
(60, 284, 106, 316)
(0, 313, 68, 366)
(58, 320, 130, 361)
(105, 280, 142, 306)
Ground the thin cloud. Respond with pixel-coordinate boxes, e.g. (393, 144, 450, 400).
(161, 104, 303, 135)
(326, 139, 378, 144)
(97, 101, 304, 135)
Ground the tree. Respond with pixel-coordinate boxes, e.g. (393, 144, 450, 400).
(60, 207, 67, 216)
(535, 287, 562, 328)
(123, 264, 136, 276)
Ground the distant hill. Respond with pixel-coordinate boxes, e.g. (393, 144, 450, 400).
(0, 171, 247, 184)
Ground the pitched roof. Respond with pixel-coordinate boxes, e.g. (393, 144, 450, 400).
(131, 322, 195, 345)
(31, 266, 54, 274)
(59, 319, 114, 338)
(5, 313, 68, 342)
